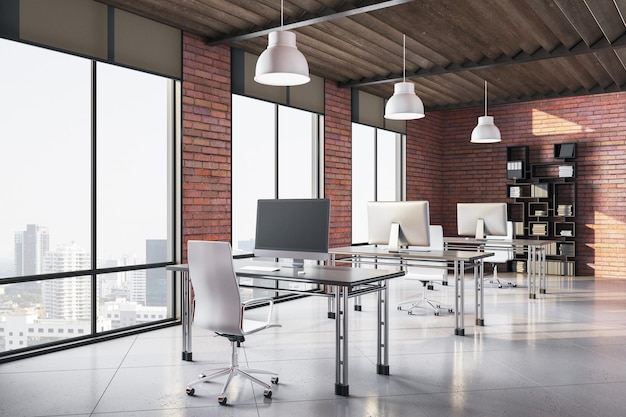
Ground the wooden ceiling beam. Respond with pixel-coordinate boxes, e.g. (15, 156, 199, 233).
(342, 31, 626, 88)
(204, 0, 417, 45)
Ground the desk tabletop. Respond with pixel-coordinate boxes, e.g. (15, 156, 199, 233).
(443, 237, 555, 246)
(167, 260, 405, 287)
(329, 245, 493, 261)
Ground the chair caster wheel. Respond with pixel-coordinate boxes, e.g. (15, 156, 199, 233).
(198, 373, 206, 379)
(434, 312, 440, 316)
(218, 396, 227, 405)
(186, 387, 195, 396)
(271, 376, 279, 384)
(448, 308, 454, 313)
(263, 389, 272, 398)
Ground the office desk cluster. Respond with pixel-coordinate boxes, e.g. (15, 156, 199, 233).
(168, 260, 404, 397)
(167, 239, 551, 397)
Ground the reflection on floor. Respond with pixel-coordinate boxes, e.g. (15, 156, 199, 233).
(2, 273, 626, 417)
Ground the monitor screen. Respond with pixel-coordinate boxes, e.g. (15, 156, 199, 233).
(254, 198, 331, 266)
(457, 202, 508, 239)
(367, 201, 430, 251)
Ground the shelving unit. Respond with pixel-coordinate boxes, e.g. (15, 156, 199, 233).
(506, 143, 577, 275)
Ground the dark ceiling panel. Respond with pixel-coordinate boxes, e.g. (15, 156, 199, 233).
(95, 0, 626, 111)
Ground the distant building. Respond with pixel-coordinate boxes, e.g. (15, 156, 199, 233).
(0, 313, 91, 352)
(14, 224, 49, 276)
(145, 239, 167, 306)
(99, 298, 167, 330)
(42, 243, 91, 320)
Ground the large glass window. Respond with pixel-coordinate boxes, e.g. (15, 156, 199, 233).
(352, 123, 405, 244)
(231, 95, 276, 255)
(231, 95, 323, 255)
(0, 39, 177, 357)
(0, 40, 91, 279)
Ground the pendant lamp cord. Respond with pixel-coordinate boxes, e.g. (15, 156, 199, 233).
(281, 0, 284, 29)
(403, 34, 406, 82)
(484, 80, 488, 116)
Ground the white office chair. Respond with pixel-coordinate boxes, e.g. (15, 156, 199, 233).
(484, 221, 516, 287)
(397, 225, 452, 316)
(185, 240, 281, 405)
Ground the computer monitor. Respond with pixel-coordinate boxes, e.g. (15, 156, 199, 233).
(457, 202, 508, 239)
(367, 201, 431, 252)
(254, 198, 331, 267)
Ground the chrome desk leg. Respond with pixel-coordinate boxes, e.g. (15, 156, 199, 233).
(528, 246, 537, 299)
(475, 260, 485, 326)
(539, 246, 547, 294)
(454, 260, 465, 336)
(181, 270, 193, 361)
(335, 285, 349, 396)
(377, 280, 390, 375)
(327, 255, 337, 319)
(354, 255, 362, 311)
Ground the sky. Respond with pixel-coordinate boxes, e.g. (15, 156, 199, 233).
(0, 38, 169, 270)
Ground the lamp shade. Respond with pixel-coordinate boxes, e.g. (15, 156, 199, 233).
(254, 30, 310, 86)
(470, 115, 501, 143)
(384, 82, 425, 120)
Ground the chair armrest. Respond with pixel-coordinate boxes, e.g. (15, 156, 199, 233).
(242, 297, 277, 330)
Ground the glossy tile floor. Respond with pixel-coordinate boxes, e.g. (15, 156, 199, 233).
(2, 273, 626, 417)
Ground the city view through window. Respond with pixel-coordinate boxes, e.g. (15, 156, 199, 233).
(0, 39, 175, 353)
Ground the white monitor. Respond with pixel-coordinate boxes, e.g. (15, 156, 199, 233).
(254, 198, 331, 267)
(457, 202, 508, 239)
(367, 201, 430, 252)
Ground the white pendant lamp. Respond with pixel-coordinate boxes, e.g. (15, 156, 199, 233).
(254, 0, 310, 86)
(471, 81, 501, 143)
(384, 34, 424, 120)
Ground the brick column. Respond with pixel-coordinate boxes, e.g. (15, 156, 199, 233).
(324, 80, 352, 247)
(181, 33, 231, 260)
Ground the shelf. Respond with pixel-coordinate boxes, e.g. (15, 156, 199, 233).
(531, 163, 576, 179)
(531, 183, 550, 198)
(554, 221, 575, 238)
(506, 146, 529, 179)
(508, 183, 531, 199)
(557, 241, 576, 257)
(506, 143, 578, 275)
(529, 221, 548, 237)
(554, 143, 576, 159)
(553, 182, 576, 216)
(529, 202, 549, 217)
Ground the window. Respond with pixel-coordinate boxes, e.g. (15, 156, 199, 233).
(231, 95, 323, 255)
(352, 124, 405, 244)
(0, 38, 179, 359)
(0, 40, 91, 279)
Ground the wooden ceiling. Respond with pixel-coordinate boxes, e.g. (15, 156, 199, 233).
(97, 0, 626, 111)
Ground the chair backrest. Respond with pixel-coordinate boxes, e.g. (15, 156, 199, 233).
(187, 240, 243, 336)
(485, 221, 514, 262)
(407, 225, 447, 279)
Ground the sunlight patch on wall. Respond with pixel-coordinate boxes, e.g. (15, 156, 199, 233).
(532, 109, 595, 136)
(585, 211, 626, 273)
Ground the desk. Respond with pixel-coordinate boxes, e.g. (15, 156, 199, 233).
(328, 246, 493, 336)
(443, 237, 553, 298)
(167, 260, 405, 397)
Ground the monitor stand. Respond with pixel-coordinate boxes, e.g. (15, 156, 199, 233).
(281, 258, 304, 269)
(388, 222, 400, 253)
(475, 218, 485, 240)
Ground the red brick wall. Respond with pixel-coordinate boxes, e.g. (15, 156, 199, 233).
(406, 112, 445, 225)
(324, 80, 352, 248)
(181, 33, 232, 260)
(410, 92, 626, 277)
